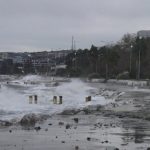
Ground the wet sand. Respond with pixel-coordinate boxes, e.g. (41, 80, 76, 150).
(1, 114, 150, 150)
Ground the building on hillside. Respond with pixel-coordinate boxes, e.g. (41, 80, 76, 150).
(137, 30, 150, 38)
(0, 52, 27, 64)
(0, 52, 8, 60)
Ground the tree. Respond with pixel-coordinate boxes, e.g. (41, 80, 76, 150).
(89, 45, 98, 73)
(119, 33, 136, 50)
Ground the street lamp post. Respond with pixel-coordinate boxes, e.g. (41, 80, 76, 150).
(129, 45, 133, 74)
(73, 52, 77, 69)
(105, 47, 108, 81)
(137, 36, 142, 80)
(100, 40, 114, 81)
(137, 48, 141, 80)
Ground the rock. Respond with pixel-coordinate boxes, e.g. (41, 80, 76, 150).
(52, 82, 59, 86)
(60, 109, 80, 115)
(58, 122, 64, 126)
(9, 130, 12, 133)
(34, 126, 41, 131)
(87, 137, 91, 141)
(61, 141, 65, 143)
(20, 114, 39, 126)
(20, 113, 49, 126)
(82, 105, 103, 114)
(45, 128, 48, 131)
(114, 148, 119, 150)
(105, 140, 108, 143)
(66, 124, 71, 129)
(75, 146, 79, 150)
(73, 118, 79, 123)
(147, 148, 150, 150)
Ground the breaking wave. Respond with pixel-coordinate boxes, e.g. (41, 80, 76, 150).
(0, 75, 112, 121)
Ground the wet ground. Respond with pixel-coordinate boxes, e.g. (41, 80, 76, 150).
(1, 114, 150, 150)
(1, 76, 150, 149)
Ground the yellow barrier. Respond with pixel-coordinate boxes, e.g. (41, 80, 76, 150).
(29, 96, 33, 104)
(85, 96, 91, 102)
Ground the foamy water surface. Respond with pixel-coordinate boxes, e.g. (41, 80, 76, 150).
(0, 75, 112, 121)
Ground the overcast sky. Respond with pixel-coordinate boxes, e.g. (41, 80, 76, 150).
(0, 0, 150, 52)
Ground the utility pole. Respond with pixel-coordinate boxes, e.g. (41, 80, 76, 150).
(73, 40, 76, 51)
(71, 36, 77, 69)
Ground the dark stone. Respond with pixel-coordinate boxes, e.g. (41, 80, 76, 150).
(87, 137, 91, 141)
(147, 148, 150, 150)
(34, 126, 41, 131)
(73, 118, 79, 123)
(58, 122, 64, 126)
(53, 82, 59, 86)
(9, 130, 12, 133)
(75, 146, 79, 150)
(105, 140, 108, 143)
(61, 141, 65, 143)
(20, 114, 38, 126)
(66, 124, 71, 129)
